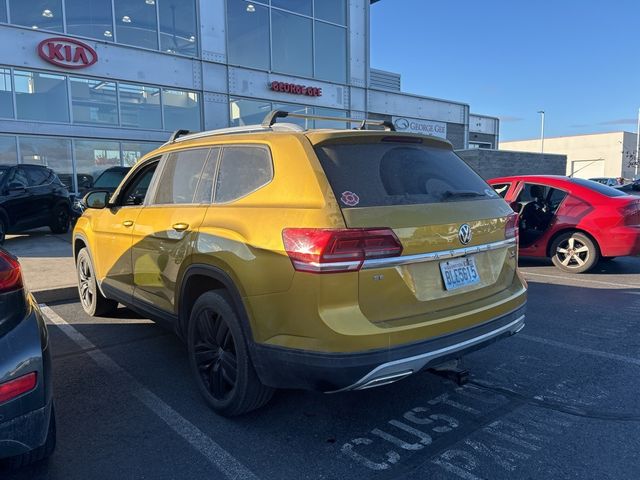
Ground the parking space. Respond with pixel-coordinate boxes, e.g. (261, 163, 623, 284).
(2, 258, 640, 480)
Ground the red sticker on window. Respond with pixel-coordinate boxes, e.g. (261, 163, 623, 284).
(341, 191, 360, 207)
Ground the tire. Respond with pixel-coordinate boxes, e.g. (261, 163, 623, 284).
(0, 216, 6, 245)
(76, 248, 117, 316)
(5, 405, 56, 470)
(187, 291, 274, 417)
(551, 231, 599, 273)
(49, 204, 70, 234)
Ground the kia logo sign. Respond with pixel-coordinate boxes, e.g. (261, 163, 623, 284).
(37, 37, 98, 69)
(270, 81, 322, 97)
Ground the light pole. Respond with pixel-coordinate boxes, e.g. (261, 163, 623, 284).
(537, 110, 545, 154)
(635, 107, 639, 179)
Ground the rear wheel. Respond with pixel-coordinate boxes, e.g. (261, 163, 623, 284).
(49, 204, 70, 234)
(4, 405, 56, 470)
(551, 231, 599, 273)
(187, 291, 274, 417)
(76, 248, 117, 316)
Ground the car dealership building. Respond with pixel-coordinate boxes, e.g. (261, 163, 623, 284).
(0, 0, 499, 193)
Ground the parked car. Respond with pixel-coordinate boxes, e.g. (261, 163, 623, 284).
(616, 179, 640, 196)
(0, 249, 55, 468)
(71, 166, 131, 219)
(489, 175, 640, 273)
(0, 165, 72, 244)
(589, 177, 620, 187)
(74, 111, 527, 417)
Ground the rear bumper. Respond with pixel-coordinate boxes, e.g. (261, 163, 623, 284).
(251, 305, 525, 392)
(600, 226, 640, 257)
(0, 402, 52, 458)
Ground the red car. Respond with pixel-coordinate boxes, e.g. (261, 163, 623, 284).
(488, 175, 640, 273)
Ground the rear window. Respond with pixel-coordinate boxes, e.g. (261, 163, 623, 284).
(314, 141, 496, 207)
(571, 178, 627, 197)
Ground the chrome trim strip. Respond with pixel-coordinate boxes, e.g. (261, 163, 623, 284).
(327, 314, 525, 393)
(362, 238, 517, 270)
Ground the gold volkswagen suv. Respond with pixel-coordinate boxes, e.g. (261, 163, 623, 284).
(74, 111, 526, 416)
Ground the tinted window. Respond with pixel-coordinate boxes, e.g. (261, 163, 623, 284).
(492, 183, 511, 198)
(154, 149, 209, 204)
(10, 168, 28, 188)
(93, 169, 128, 189)
(314, 142, 494, 207)
(25, 167, 50, 186)
(572, 178, 627, 197)
(516, 183, 567, 214)
(121, 162, 159, 206)
(215, 146, 273, 203)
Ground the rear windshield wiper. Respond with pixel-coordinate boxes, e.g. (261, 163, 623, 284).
(439, 190, 486, 200)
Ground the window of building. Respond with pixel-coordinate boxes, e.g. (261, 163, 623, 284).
(119, 83, 161, 129)
(468, 141, 493, 149)
(154, 148, 209, 204)
(227, 0, 270, 70)
(114, 0, 158, 50)
(65, 0, 114, 41)
(314, 0, 346, 25)
(314, 22, 347, 83)
(215, 146, 273, 203)
(10, 0, 63, 31)
(70, 77, 118, 125)
(271, 0, 312, 16)
(14, 70, 69, 123)
(163, 89, 201, 132)
(0, 3, 6, 23)
(314, 107, 347, 129)
(74, 140, 121, 190)
(0, 68, 13, 119)
(230, 98, 271, 127)
(122, 141, 160, 166)
(18, 136, 72, 190)
(0, 136, 17, 165)
(271, 10, 312, 77)
(159, 0, 197, 56)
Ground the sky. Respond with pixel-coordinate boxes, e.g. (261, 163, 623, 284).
(370, 0, 640, 142)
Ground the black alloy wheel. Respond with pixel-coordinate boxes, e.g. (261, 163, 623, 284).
(50, 205, 70, 234)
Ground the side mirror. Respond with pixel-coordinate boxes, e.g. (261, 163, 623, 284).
(84, 190, 110, 209)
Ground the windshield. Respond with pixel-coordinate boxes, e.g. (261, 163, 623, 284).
(571, 178, 627, 197)
(314, 141, 496, 207)
(93, 169, 128, 189)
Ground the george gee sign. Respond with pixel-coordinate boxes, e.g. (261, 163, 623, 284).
(392, 116, 447, 139)
(37, 37, 98, 69)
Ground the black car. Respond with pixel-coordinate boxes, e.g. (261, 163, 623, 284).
(71, 166, 131, 218)
(0, 249, 55, 469)
(0, 165, 72, 244)
(616, 179, 640, 195)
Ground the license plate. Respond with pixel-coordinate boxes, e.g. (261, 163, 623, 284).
(439, 256, 481, 291)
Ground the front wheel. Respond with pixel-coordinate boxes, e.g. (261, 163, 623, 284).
(187, 291, 274, 417)
(50, 204, 70, 234)
(551, 231, 599, 273)
(76, 248, 117, 316)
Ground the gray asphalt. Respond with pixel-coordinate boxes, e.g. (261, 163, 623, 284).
(2, 257, 639, 479)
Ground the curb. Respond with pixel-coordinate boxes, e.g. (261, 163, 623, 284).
(32, 286, 79, 304)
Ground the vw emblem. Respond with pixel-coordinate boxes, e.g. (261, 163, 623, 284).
(458, 224, 472, 245)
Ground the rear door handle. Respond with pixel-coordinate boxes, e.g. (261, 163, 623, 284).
(172, 223, 189, 232)
(122, 220, 134, 227)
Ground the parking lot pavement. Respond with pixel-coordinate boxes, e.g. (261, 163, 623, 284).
(2, 258, 639, 480)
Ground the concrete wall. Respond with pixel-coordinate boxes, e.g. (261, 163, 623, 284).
(500, 132, 633, 179)
(456, 149, 567, 180)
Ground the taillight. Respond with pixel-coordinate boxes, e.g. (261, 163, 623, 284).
(505, 213, 519, 241)
(282, 228, 403, 273)
(0, 372, 37, 404)
(619, 201, 640, 226)
(0, 249, 22, 293)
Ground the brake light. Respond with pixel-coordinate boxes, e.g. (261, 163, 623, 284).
(0, 250, 22, 293)
(619, 201, 640, 226)
(282, 228, 403, 273)
(0, 372, 37, 404)
(505, 213, 519, 241)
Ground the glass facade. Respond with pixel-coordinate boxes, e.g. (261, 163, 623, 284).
(227, 0, 348, 83)
(230, 97, 347, 129)
(0, 68, 12, 119)
(70, 78, 118, 125)
(4, 0, 198, 56)
(15, 70, 69, 122)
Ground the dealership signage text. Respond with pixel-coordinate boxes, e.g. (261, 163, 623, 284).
(37, 37, 98, 69)
(392, 117, 447, 139)
(270, 81, 322, 97)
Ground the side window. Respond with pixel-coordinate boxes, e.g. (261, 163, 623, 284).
(120, 161, 160, 206)
(214, 146, 273, 203)
(491, 183, 511, 198)
(153, 148, 211, 205)
(10, 168, 29, 188)
(516, 183, 549, 203)
(547, 188, 568, 212)
(194, 147, 220, 204)
(25, 167, 50, 187)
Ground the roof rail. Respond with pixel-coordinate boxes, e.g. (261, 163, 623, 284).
(168, 129, 191, 143)
(261, 110, 396, 131)
(161, 123, 305, 146)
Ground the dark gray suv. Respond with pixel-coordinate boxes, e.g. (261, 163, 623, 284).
(0, 249, 55, 469)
